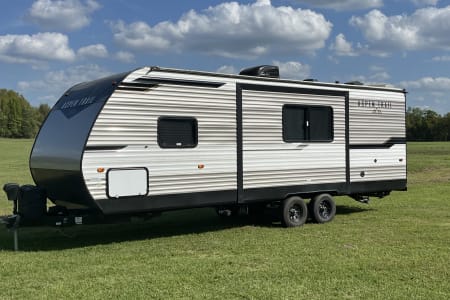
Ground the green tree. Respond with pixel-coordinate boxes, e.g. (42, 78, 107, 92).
(0, 89, 42, 138)
(406, 107, 450, 141)
(441, 113, 450, 141)
(36, 103, 51, 124)
(423, 109, 440, 140)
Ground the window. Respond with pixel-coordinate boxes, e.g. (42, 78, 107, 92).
(157, 116, 198, 148)
(283, 105, 333, 142)
(309, 107, 333, 141)
(283, 105, 306, 141)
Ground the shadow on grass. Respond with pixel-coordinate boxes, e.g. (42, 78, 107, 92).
(0, 208, 247, 252)
(0, 205, 373, 252)
(336, 205, 374, 215)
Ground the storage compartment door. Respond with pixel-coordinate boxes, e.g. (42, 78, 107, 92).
(107, 168, 149, 198)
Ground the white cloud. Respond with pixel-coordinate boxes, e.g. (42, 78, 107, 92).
(115, 51, 135, 63)
(370, 71, 390, 81)
(294, 0, 383, 11)
(399, 77, 450, 90)
(217, 65, 237, 74)
(216, 61, 311, 79)
(77, 44, 108, 58)
(365, 65, 391, 82)
(350, 7, 450, 53)
(432, 55, 450, 62)
(0, 32, 75, 65)
(369, 65, 385, 72)
(411, 0, 439, 6)
(18, 64, 110, 99)
(400, 76, 450, 114)
(273, 60, 311, 79)
(338, 67, 392, 85)
(111, 0, 332, 58)
(28, 0, 100, 31)
(330, 33, 358, 56)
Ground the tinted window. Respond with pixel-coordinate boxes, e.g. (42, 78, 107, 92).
(283, 105, 333, 142)
(309, 107, 333, 141)
(283, 106, 306, 142)
(158, 117, 198, 148)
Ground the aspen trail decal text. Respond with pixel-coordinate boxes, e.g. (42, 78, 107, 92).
(357, 99, 393, 114)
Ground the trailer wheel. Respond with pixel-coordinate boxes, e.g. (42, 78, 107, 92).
(281, 196, 308, 227)
(310, 193, 336, 223)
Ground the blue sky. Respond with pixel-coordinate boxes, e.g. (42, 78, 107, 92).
(1, 0, 450, 113)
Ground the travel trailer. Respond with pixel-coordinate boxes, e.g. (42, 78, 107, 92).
(2, 65, 407, 249)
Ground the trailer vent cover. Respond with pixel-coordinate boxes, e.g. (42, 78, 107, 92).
(239, 65, 280, 78)
(345, 81, 364, 85)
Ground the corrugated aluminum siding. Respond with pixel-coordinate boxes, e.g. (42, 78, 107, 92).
(349, 89, 405, 144)
(82, 68, 237, 200)
(349, 89, 406, 182)
(242, 90, 346, 189)
(350, 145, 406, 182)
(82, 66, 406, 200)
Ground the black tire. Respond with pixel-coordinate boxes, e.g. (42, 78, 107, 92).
(309, 193, 336, 223)
(281, 196, 308, 227)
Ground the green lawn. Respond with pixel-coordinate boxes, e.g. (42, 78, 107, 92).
(0, 139, 449, 299)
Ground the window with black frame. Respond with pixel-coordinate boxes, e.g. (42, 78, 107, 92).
(282, 105, 333, 142)
(157, 116, 198, 148)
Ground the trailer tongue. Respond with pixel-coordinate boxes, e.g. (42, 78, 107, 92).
(1, 183, 160, 251)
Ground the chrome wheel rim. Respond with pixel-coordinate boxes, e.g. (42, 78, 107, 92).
(318, 200, 332, 219)
(289, 204, 303, 223)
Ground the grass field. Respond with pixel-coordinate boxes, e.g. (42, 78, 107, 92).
(0, 138, 449, 299)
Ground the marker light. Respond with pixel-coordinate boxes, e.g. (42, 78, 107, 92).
(97, 167, 105, 173)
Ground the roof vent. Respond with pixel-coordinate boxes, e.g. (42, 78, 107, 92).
(239, 65, 280, 78)
(345, 81, 364, 85)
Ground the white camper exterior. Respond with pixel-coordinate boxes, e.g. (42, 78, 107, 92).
(30, 66, 406, 225)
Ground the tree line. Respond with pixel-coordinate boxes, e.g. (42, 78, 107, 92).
(0, 88, 449, 140)
(0, 89, 50, 138)
(406, 107, 450, 141)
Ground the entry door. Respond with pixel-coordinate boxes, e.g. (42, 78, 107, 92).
(237, 84, 347, 203)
